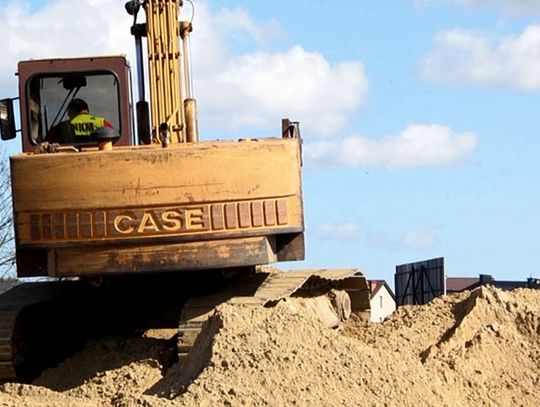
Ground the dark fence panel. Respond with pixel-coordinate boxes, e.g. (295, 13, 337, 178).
(395, 257, 444, 306)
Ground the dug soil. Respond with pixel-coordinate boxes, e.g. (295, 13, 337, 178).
(1, 285, 539, 406)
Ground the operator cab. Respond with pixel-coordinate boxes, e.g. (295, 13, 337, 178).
(1, 55, 133, 152)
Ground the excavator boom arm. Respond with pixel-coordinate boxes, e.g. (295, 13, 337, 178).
(129, 0, 197, 144)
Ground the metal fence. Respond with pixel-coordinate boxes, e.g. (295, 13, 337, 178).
(395, 257, 445, 306)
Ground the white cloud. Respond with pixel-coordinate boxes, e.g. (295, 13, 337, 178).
(449, 0, 540, 15)
(0, 1, 368, 138)
(304, 124, 477, 168)
(190, 4, 367, 137)
(402, 227, 439, 251)
(315, 221, 439, 252)
(0, 0, 132, 93)
(415, 0, 540, 15)
(1, 0, 130, 59)
(421, 26, 540, 90)
(315, 222, 362, 240)
(197, 46, 367, 137)
(210, 7, 286, 47)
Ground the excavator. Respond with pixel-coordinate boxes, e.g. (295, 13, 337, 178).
(0, 0, 370, 382)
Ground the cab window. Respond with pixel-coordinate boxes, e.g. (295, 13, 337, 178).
(27, 72, 120, 145)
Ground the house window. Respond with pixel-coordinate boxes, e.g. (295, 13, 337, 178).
(380, 296, 383, 308)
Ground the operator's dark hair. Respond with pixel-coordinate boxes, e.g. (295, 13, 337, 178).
(68, 98, 89, 113)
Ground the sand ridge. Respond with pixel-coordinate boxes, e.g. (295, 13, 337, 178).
(0, 285, 539, 406)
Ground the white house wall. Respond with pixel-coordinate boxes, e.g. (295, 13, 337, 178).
(370, 287, 396, 323)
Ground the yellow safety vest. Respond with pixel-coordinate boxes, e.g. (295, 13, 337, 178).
(70, 113, 106, 137)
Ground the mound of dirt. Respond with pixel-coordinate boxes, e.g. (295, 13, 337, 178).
(1, 285, 539, 406)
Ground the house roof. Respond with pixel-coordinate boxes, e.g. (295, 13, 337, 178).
(446, 277, 479, 293)
(468, 280, 532, 291)
(368, 280, 395, 300)
(446, 275, 539, 293)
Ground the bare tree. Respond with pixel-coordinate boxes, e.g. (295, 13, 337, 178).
(0, 152, 15, 278)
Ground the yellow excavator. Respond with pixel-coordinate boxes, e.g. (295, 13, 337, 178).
(0, 0, 370, 382)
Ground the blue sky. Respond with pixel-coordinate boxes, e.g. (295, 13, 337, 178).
(1, 0, 540, 286)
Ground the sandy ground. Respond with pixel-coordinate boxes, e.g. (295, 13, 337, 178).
(0, 285, 539, 406)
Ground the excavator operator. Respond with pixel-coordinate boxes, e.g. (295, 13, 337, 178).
(46, 98, 113, 143)
(67, 98, 113, 137)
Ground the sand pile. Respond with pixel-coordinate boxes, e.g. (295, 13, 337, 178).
(1, 285, 539, 406)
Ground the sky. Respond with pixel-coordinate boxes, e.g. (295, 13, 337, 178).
(1, 0, 540, 286)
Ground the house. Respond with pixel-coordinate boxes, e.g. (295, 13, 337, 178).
(368, 280, 396, 323)
(446, 277, 479, 294)
(446, 274, 540, 293)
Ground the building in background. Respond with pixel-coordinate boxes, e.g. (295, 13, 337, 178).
(445, 277, 479, 294)
(368, 280, 395, 322)
(446, 274, 540, 293)
(394, 257, 540, 309)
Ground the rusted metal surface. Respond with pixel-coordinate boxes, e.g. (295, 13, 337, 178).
(51, 236, 278, 277)
(11, 138, 304, 278)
